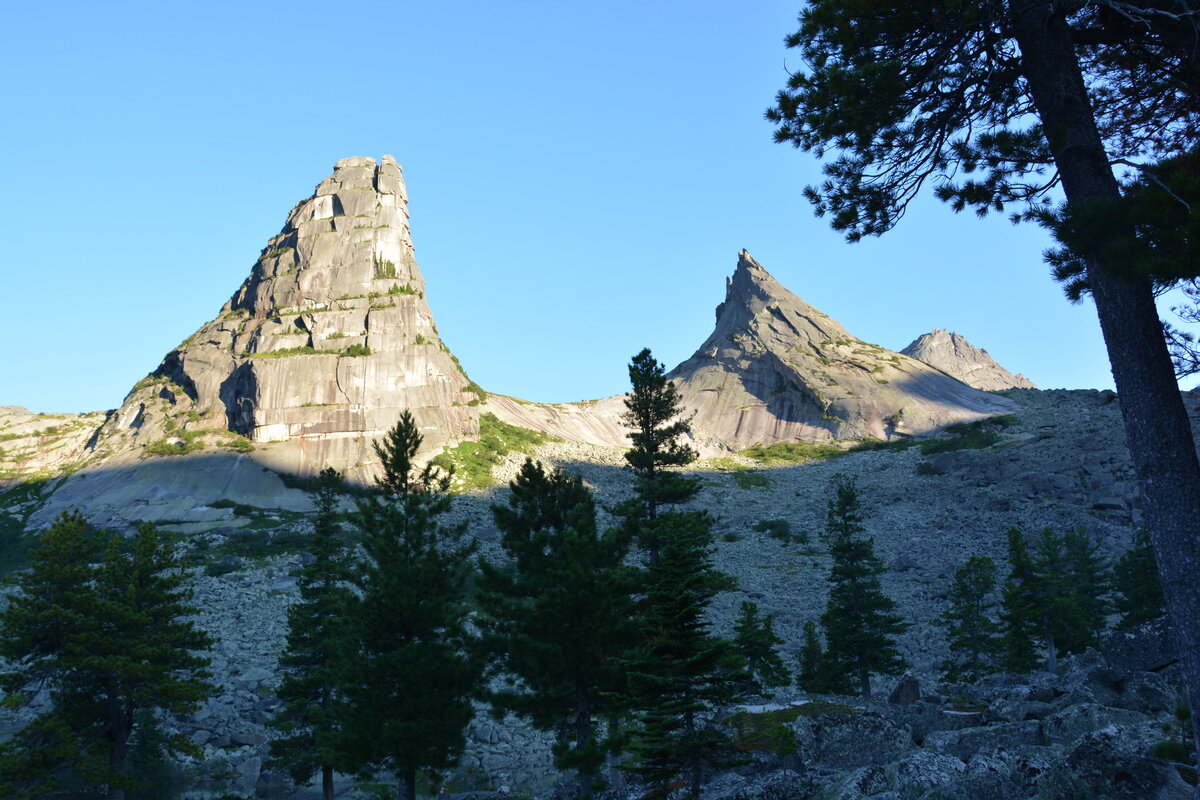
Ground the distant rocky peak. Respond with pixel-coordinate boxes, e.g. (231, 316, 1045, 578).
(901, 329, 1036, 391)
(713, 249, 849, 345)
(670, 252, 1019, 449)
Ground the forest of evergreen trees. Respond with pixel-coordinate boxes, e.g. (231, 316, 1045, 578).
(0, 349, 1168, 800)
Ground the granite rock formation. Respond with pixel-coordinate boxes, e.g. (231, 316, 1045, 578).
(88, 156, 480, 482)
(902, 328, 1037, 391)
(667, 252, 1019, 450)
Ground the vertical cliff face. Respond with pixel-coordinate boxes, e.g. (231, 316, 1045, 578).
(92, 156, 480, 481)
(901, 329, 1038, 391)
(668, 251, 1020, 449)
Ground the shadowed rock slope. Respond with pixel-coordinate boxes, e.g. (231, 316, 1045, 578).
(902, 328, 1037, 391)
(86, 156, 481, 483)
(667, 252, 1019, 450)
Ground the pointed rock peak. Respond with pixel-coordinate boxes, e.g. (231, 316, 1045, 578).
(91, 154, 480, 482)
(672, 251, 1020, 450)
(901, 329, 1036, 391)
(717, 250, 829, 327)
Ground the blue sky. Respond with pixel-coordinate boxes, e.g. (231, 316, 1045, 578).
(1, 1, 1172, 413)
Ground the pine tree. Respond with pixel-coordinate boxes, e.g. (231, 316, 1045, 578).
(796, 620, 826, 694)
(765, 0, 1200, 749)
(268, 467, 356, 800)
(937, 556, 1002, 682)
(0, 512, 213, 800)
(340, 411, 482, 800)
(1000, 528, 1042, 674)
(819, 475, 907, 698)
(732, 601, 788, 694)
(478, 459, 638, 798)
(1001, 527, 1112, 672)
(1054, 528, 1112, 654)
(620, 511, 747, 800)
(1114, 529, 1167, 629)
(620, 348, 699, 561)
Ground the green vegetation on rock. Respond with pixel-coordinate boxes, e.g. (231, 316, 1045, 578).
(431, 413, 549, 493)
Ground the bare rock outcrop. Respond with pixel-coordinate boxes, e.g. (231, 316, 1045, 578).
(901, 328, 1037, 391)
(668, 251, 1019, 449)
(88, 156, 480, 482)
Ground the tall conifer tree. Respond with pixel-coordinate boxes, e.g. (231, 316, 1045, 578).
(732, 601, 789, 694)
(478, 459, 638, 797)
(818, 475, 907, 698)
(1000, 528, 1042, 674)
(619, 511, 746, 800)
(1001, 527, 1112, 672)
(1114, 529, 1167, 628)
(620, 348, 699, 561)
(0, 513, 213, 800)
(268, 468, 356, 800)
(796, 620, 827, 694)
(340, 412, 481, 800)
(938, 556, 1003, 682)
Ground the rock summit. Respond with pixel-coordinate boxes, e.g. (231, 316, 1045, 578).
(668, 251, 1019, 449)
(902, 328, 1037, 391)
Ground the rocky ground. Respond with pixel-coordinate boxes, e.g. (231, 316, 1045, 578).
(2, 387, 1199, 798)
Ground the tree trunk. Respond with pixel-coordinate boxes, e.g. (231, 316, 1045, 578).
(574, 680, 595, 799)
(605, 715, 624, 791)
(1009, 0, 1200, 779)
(105, 685, 129, 800)
(1044, 625, 1057, 674)
(402, 768, 417, 800)
(859, 670, 871, 699)
(323, 765, 334, 800)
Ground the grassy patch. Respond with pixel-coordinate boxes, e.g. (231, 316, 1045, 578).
(703, 456, 755, 472)
(919, 416, 1014, 455)
(753, 518, 806, 544)
(915, 461, 944, 476)
(146, 429, 253, 456)
(725, 708, 801, 756)
(432, 413, 550, 492)
(247, 346, 335, 359)
(733, 471, 772, 490)
(740, 440, 849, 465)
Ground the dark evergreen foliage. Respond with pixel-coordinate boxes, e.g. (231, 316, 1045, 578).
(619, 511, 746, 800)
(796, 620, 825, 694)
(340, 411, 482, 800)
(765, 0, 1200, 752)
(1114, 528, 1167, 628)
(478, 459, 638, 797)
(938, 556, 1003, 682)
(268, 467, 356, 800)
(1001, 527, 1112, 672)
(1000, 527, 1042, 674)
(620, 348, 699, 560)
(732, 601, 789, 693)
(818, 475, 907, 698)
(0, 512, 213, 800)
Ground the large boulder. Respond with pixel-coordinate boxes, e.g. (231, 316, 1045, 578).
(792, 712, 916, 770)
(1102, 617, 1178, 677)
(893, 751, 965, 797)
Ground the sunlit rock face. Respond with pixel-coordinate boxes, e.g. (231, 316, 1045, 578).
(901, 328, 1037, 391)
(668, 251, 1019, 449)
(91, 156, 479, 482)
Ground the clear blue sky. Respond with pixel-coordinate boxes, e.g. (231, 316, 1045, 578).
(1, 1, 1180, 413)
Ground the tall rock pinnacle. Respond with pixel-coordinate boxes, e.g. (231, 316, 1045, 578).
(668, 251, 1019, 448)
(92, 156, 480, 480)
(901, 329, 1037, 391)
